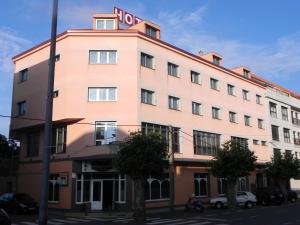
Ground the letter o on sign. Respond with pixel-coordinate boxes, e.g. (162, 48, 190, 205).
(124, 12, 133, 26)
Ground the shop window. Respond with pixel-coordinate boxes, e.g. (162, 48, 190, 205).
(145, 175, 169, 201)
(48, 174, 59, 202)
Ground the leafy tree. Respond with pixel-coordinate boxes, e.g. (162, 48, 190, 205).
(0, 134, 19, 177)
(210, 140, 257, 209)
(114, 132, 169, 224)
(267, 152, 299, 198)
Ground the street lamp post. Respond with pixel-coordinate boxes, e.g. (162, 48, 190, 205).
(38, 0, 58, 224)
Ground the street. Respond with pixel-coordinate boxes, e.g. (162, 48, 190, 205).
(9, 202, 300, 225)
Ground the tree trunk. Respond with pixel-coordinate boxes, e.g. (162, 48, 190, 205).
(133, 179, 145, 225)
(279, 179, 288, 202)
(227, 180, 237, 209)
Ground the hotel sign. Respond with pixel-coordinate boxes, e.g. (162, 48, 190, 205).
(114, 6, 142, 26)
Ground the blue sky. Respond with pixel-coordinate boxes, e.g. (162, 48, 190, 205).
(1, 0, 300, 136)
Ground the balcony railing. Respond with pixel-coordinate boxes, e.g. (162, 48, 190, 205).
(294, 138, 300, 146)
(292, 118, 300, 126)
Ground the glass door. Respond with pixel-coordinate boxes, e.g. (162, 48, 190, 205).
(91, 180, 103, 210)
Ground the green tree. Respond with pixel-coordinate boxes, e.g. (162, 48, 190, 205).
(114, 132, 169, 224)
(0, 134, 19, 177)
(267, 152, 299, 198)
(210, 140, 257, 209)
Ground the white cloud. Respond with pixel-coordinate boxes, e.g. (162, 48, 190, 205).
(155, 6, 300, 82)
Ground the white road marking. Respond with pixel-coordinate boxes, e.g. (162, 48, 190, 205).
(52, 219, 78, 223)
(147, 218, 184, 225)
(169, 220, 197, 225)
(192, 217, 227, 222)
(87, 217, 110, 221)
(66, 217, 91, 222)
(187, 222, 212, 225)
(47, 221, 64, 225)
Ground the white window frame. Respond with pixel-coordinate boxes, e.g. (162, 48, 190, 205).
(17, 101, 26, 116)
(258, 119, 264, 129)
(244, 115, 251, 126)
(191, 71, 201, 84)
(89, 50, 117, 64)
(141, 52, 155, 69)
(88, 87, 117, 102)
(145, 176, 170, 201)
(194, 174, 209, 197)
(168, 96, 180, 110)
(212, 107, 220, 119)
(192, 101, 202, 115)
(48, 175, 59, 203)
(95, 121, 117, 145)
(210, 78, 219, 90)
(141, 89, 155, 105)
(227, 84, 235, 96)
(167, 62, 179, 77)
(95, 19, 116, 29)
(242, 89, 249, 100)
(229, 111, 236, 123)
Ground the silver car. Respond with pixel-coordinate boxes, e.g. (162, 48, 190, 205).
(210, 191, 257, 209)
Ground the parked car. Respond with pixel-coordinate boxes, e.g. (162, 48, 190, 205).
(287, 189, 298, 203)
(0, 208, 11, 225)
(255, 187, 297, 205)
(210, 191, 257, 209)
(0, 193, 38, 214)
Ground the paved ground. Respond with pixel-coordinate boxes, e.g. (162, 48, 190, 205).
(9, 202, 300, 225)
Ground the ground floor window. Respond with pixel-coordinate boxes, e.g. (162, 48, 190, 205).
(194, 173, 209, 197)
(145, 174, 169, 201)
(76, 173, 126, 204)
(48, 174, 59, 202)
(217, 178, 227, 195)
(238, 177, 248, 191)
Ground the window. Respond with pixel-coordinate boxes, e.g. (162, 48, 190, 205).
(53, 90, 59, 98)
(273, 148, 281, 156)
(141, 89, 155, 105)
(294, 131, 300, 145)
(231, 136, 248, 149)
(96, 19, 115, 29)
(141, 52, 154, 69)
(229, 111, 236, 123)
(76, 174, 125, 204)
(95, 122, 117, 145)
(283, 128, 290, 143)
(292, 111, 300, 125)
(55, 54, 60, 61)
(89, 50, 117, 64)
(193, 130, 220, 156)
(243, 70, 250, 78)
(27, 131, 40, 157)
(48, 174, 59, 202)
(19, 69, 28, 82)
(218, 178, 227, 195)
(191, 71, 201, 84)
(210, 78, 219, 90)
(281, 106, 288, 121)
(145, 25, 157, 38)
(194, 173, 209, 197)
(142, 122, 180, 153)
(244, 115, 251, 126)
(17, 101, 26, 116)
(213, 56, 220, 65)
(285, 150, 292, 156)
(145, 174, 169, 201)
(256, 95, 261, 104)
(167, 62, 179, 77)
(270, 102, 277, 118)
(212, 107, 220, 119)
(192, 102, 201, 115)
(169, 96, 180, 110)
(258, 119, 264, 129)
(271, 125, 279, 141)
(238, 177, 248, 191)
(227, 84, 235, 96)
(52, 126, 66, 154)
(88, 87, 117, 101)
(253, 139, 259, 145)
(242, 90, 249, 100)
(261, 141, 267, 146)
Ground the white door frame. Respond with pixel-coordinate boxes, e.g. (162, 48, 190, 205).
(91, 180, 103, 210)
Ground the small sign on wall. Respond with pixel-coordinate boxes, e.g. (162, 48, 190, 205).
(58, 175, 68, 186)
(114, 6, 142, 26)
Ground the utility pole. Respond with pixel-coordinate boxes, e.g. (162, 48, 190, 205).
(38, 0, 58, 224)
(168, 126, 175, 212)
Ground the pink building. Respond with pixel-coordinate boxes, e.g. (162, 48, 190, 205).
(10, 13, 272, 211)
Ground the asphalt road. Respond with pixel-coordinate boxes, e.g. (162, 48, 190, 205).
(9, 202, 300, 225)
